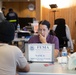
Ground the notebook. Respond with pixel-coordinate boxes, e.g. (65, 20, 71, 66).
(25, 43, 55, 63)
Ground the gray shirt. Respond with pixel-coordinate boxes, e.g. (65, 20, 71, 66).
(0, 43, 27, 75)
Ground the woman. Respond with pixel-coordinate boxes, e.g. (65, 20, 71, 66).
(28, 20, 59, 57)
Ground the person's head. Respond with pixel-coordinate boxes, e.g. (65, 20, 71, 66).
(0, 20, 15, 43)
(38, 20, 50, 37)
(1, 7, 5, 12)
(9, 8, 13, 12)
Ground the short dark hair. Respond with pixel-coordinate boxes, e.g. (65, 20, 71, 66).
(9, 8, 13, 12)
(0, 20, 15, 43)
(39, 20, 50, 29)
(2, 7, 5, 10)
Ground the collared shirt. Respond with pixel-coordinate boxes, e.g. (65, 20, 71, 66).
(28, 34, 59, 50)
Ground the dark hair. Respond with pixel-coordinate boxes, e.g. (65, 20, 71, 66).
(39, 20, 50, 29)
(49, 30, 56, 36)
(2, 7, 5, 10)
(0, 20, 15, 43)
(9, 8, 13, 12)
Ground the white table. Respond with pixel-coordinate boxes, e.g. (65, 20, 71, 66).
(18, 62, 76, 75)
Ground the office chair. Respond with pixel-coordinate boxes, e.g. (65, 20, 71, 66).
(54, 18, 69, 49)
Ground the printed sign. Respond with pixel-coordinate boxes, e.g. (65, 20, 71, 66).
(28, 44, 54, 62)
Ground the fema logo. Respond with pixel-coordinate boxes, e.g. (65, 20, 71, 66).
(30, 46, 34, 51)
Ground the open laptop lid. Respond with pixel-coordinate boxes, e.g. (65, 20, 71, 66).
(25, 43, 55, 63)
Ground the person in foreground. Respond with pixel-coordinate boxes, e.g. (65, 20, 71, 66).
(0, 20, 30, 75)
(28, 20, 59, 57)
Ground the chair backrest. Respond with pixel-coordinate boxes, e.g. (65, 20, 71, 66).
(54, 18, 68, 48)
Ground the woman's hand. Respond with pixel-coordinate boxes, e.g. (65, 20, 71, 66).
(39, 34, 47, 43)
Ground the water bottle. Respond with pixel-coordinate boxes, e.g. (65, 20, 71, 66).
(61, 47, 68, 64)
(17, 24, 20, 31)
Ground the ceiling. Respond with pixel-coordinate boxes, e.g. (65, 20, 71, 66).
(2, 0, 35, 2)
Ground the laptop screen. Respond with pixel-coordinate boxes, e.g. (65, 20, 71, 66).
(25, 43, 55, 63)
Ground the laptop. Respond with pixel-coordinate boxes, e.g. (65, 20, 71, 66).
(17, 30, 31, 38)
(25, 43, 55, 63)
